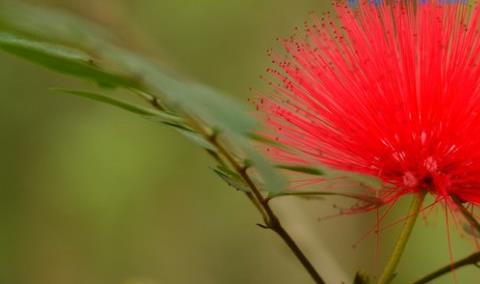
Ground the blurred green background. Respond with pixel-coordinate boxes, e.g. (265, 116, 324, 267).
(0, 0, 477, 283)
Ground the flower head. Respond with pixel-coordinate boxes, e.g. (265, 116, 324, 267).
(256, 0, 480, 208)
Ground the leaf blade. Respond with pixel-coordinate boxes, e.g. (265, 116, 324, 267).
(275, 164, 325, 176)
(56, 89, 159, 116)
(0, 32, 141, 88)
(213, 166, 250, 193)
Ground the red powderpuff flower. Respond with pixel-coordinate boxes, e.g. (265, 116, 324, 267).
(255, 0, 480, 211)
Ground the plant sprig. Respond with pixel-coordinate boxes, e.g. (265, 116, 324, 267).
(0, 0, 327, 282)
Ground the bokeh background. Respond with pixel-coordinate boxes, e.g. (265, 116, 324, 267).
(0, 0, 477, 283)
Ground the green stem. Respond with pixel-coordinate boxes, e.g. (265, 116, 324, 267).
(377, 192, 426, 284)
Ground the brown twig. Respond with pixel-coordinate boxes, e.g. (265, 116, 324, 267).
(206, 128, 326, 284)
(412, 195, 480, 284)
(412, 252, 480, 284)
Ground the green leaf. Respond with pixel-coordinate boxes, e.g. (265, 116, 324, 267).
(213, 166, 249, 193)
(57, 89, 160, 116)
(266, 191, 326, 201)
(57, 89, 186, 127)
(0, 0, 114, 47)
(57, 89, 215, 151)
(0, 33, 141, 88)
(235, 134, 286, 193)
(353, 272, 371, 284)
(268, 190, 383, 206)
(248, 133, 288, 148)
(176, 129, 216, 151)
(275, 164, 324, 176)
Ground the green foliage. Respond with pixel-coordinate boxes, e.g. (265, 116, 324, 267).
(0, 33, 140, 88)
(0, 0, 285, 192)
(275, 164, 324, 176)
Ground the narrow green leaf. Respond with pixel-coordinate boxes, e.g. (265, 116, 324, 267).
(176, 129, 215, 151)
(275, 164, 324, 176)
(57, 89, 215, 150)
(0, 33, 140, 88)
(273, 192, 325, 201)
(56, 89, 160, 116)
(268, 190, 383, 206)
(248, 133, 287, 149)
(213, 166, 249, 193)
(0, 0, 114, 48)
(234, 134, 286, 193)
(57, 89, 190, 128)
